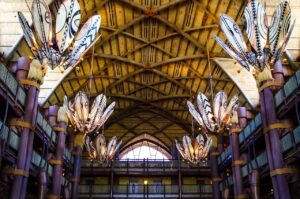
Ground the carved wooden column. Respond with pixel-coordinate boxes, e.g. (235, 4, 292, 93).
(259, 60, 291, 199)
(49, 107, 68, 198)
(178, 157, 182, 199)
(71, 145, 82, 199)
(210, 148, 221, 199)
(9, 57, 41, 199)
(250, 170, 260, 199)
(38, 169, 47, 199)
(230, 107, 248, 199)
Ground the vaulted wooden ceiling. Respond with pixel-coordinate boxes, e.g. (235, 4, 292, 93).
(12, 0, 257, 149)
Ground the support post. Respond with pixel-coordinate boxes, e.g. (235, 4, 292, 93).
(230, 107, 248, 199)
(71, 145, 82, 199)
(177, 153, 182, 199)
(10, 57, 40, 199)
(49, 106, 68, 198)
(110, 162, 114, 199)
(210, 148, 221, 199)
(250, 170, 260, 199)
(259, 60, 291, 199)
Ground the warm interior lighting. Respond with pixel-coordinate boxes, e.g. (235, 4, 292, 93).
(144, 180, 148, 185)
(63, 92, 121, 163)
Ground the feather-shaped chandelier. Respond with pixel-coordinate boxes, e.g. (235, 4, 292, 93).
(214, 0, 295, 84)
(18, 0, 101, 71)
(175, 134, 212, 164)
(187, 91, 239, 134)
(63, 92, 121, 162)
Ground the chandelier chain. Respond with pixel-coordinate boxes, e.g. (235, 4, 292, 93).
(206, 28, 214, 100)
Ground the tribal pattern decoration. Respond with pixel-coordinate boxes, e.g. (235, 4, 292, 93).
(187, 91, 239, 134)
(214, 0, 295, 82)
(175, 134, 212, 164)
(87, 134, 122, 163)
(18, 0, 101, 71)
(63, 92, 119, 162)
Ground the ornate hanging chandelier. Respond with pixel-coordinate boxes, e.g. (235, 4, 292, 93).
(187, 91, 239, 134)
(18, 0, 101, 71)
(63, 92, 121, 162)
(214, 0, 295, 84)
(175, 134, 212, 164)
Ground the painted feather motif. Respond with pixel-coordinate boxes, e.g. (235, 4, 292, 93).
(56, 0, 81, 53)
(32, 0, 52, 45)
(87, 94, 107, 132)
(222, 94, 239, 125)
(187, 101, 204, 127)
(196, 93, 215, 132)
(18, 0, 101, 71)
(175, 139, 186, 159)
(219, 14, 248, 58)
(214, 35, 251, 71)
(183, 136, 193, 160)
(176, 134, 212, 164)
(244, 0, 267, 56)
(17, 12, 43, 60)
(69, 15, 101, 66)
(74, 91, 89, 124)
(215, 0, 294, 74)
(273, 19, 296, 61)
(269, 0, 291, 55)
(187, 91, 239, 133)
(213, 91, 227, 127)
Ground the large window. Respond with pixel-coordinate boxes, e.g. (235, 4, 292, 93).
(119, 134, 171, 161)
(120, 144, 169, 160)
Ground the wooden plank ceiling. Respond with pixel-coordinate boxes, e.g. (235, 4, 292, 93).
(12, 0, 255, 149)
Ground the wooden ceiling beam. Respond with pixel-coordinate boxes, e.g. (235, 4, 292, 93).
(98, 24, 218, 58)
(105, 94, 190, 104)
(105, 104, 191, 132)
(65, 75, 120, 81)
(94, 53, 145, 68)
(151, 69, 194, 95)
(153, 15, 206, 52)
(81, 0, 109, 21)
(192, 0, 219, 23)
(93, 0, 188, 49)
(84, 53, 231, 83)
(94, 15, 147, 49)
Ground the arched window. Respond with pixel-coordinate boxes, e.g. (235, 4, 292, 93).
(119, 134, 171, 161)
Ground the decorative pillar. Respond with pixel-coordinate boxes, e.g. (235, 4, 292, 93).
(230, 107, 248, 199)
(63, 187, 71, 199)
(38, 169, 48, 199)
(9, 58, 42, 199)
(210, 148, 221, 199)
(49, 107, 68, 198)
(110, 166, 114, 199)
(177, 152, 182, 199)
(259, 60, 292, 199)
(217, 135, 224, 152)
(71, 145, 82, 199)
(250, 170, 260, 199)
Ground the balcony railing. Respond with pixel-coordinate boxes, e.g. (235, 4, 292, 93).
(81, 159, 211, 176)
(82, 159, 209, 168)
(79, 184, 213, 198)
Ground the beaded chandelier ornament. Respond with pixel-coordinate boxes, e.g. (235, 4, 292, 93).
(214, 0, 295, 84)
(18, 0, 101, 71)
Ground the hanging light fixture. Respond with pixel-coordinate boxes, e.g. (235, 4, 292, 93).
(214, 0, 295, 84)
(18, 0, 101, 71)
(175, 134, 212, 164)
(63, 92, 121, 162)
(187, 91, 239, 134)
(63, 41, 122, 162)
(176, 25, 240, 164)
